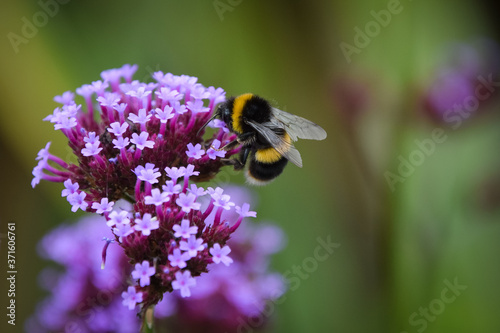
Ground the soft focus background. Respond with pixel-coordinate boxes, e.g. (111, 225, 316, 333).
(1, 0, 500, 332)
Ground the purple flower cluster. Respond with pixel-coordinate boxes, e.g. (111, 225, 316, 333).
(32, 64, 235, 192)
(157, 186, 287, 333)
(31, 65, 255, 312)
(27, 187, 286, 333)
(423, 38, 500, 123)
(26, 216, 138, 333)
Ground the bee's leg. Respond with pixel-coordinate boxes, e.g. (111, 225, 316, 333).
(236, 132, 255, 145)
(218, 132, 255, 151)
(218, 139, 240, 151)
(239, 146, 251, 165)
(221, 147, 250, 171)
(221, 158, 244, 170)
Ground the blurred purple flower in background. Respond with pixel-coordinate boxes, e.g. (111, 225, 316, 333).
(26, 215, 137, 333)
(332, 72, 374, 123)
(423, 38, 500, 124)
(26, 186, 286, 333)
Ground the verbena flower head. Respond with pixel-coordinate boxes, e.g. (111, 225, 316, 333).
(33, 64, 235, 192)
(27, 188, 286, 333)
(31, 65, 256, 313)
(422, 38, 500, 124)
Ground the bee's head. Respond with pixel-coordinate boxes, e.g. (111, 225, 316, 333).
(218, 102, 233, 125)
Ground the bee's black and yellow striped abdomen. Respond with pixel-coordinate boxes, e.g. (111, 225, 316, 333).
(246, 133, 292, 185)
(254, 132, 292, 163)
(246, 156, 288, 185)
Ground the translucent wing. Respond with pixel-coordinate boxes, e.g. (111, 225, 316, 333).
(246, 120, 303, 168)
(271, 107, 327, 142)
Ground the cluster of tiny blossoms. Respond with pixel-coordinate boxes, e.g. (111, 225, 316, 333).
(31, 65, 257, 312)
(27, 187, 286, 333)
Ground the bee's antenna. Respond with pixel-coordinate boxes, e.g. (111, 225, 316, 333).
(197, 110, 220, 136)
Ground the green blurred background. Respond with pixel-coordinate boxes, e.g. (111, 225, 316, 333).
(1, 0, 500, 332)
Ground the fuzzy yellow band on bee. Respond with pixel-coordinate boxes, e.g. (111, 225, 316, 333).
(255, 147, 282, 164)
(255, 133, 292, 164)
(231, 93, 254, 134)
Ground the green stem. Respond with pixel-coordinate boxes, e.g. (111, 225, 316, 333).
(140, 306, 155, 333)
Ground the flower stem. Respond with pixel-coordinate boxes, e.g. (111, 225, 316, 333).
(140, 306, 155, 333)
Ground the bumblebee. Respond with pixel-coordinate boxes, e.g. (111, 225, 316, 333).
(200, 93, 327, 185)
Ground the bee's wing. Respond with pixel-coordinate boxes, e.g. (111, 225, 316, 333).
(271, 107, 327, 142)
(246, 120, 303, 168)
